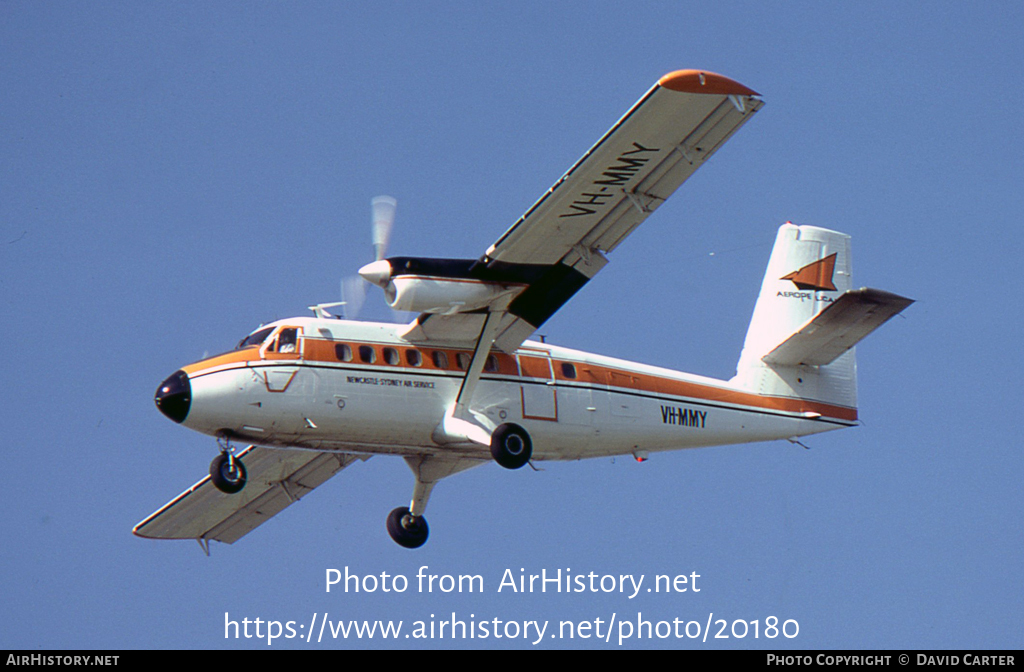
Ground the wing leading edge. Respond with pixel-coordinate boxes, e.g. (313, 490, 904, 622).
(403, 69, 763, 352)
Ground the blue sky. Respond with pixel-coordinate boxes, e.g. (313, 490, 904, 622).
(1, 1, 1021, 649)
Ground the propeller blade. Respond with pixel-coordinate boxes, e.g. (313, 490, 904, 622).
(371, 195, 397, 262)
(337, 196, 398, 320)
(340, 276, 367, 320)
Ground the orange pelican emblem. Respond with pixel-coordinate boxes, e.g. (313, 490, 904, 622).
(782, 253, 838, 291)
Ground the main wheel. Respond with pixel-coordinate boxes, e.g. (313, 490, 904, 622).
(490, 423, 532, 469)
(210, 454, 247, 494)
(386, 507, 429, 549)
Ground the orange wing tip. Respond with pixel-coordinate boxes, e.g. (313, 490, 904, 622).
(658, 69, 759, 96)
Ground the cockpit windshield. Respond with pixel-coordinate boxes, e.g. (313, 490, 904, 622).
(236, 326, 275, 350)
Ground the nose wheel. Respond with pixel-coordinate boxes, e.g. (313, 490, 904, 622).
(386, 506, 429, 548)
(210, 453, 247, 494)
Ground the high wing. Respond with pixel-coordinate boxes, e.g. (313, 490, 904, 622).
(401, 69, 763, 352)
(133, 446, 366, 548)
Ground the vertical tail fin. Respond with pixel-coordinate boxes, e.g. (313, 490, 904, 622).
(732, 223, 906, 414)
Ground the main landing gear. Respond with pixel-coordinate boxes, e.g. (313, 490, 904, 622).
(210, 436, 247, 494)
(385, 425, 534, 548)
(490, 423, 532, 470)
(386, 506, 429, 549)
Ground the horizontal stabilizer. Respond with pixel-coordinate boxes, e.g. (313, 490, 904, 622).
(133, 447, 366, 544)
(762, 288, 913, 367)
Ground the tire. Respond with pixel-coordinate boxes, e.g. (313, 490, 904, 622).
(386, 507, 429, 549)
(490, 423, 532, 469)
(210, 454, 247, 494)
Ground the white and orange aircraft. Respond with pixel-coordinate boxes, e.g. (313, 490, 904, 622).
(134, 70, 912, 552)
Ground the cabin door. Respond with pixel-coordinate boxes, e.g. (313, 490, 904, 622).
(516, 352, 557, 421)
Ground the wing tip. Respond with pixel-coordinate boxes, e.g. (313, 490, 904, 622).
(658, 69, 760, 97)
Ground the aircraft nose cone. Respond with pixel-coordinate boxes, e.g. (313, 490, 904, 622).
(155, 370, 191, 424)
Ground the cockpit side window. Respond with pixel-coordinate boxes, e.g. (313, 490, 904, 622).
(236, 327, 274, 350)
(277, 328, 299, 354)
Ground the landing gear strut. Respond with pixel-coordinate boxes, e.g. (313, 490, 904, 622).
(386, 455, 479, 548)
(386, 506, 429, 548)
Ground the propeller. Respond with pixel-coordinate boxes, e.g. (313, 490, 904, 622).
(371, 195, 396, 262)
(340, 195, 397, 319)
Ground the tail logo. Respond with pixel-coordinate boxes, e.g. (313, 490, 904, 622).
(781, 253, 838, 291)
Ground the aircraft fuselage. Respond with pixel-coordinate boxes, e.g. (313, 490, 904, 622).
(157, 316, 854, 464)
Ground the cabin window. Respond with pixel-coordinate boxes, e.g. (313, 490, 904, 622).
(406, 349, 422, 367)
(484, 355, 498, 372)
(561, 362, 577, 379)
(383, 347, 400, 365)
(335, 344, 353, 362)
(431, 351, 449, 369)
(456, 353, 471, 370)
(358, 345, 376, 363)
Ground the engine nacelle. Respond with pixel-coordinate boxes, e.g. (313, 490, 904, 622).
(359, 257, 529, 314)
(386, 276, 518, 313)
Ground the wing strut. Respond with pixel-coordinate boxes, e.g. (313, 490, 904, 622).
(432, 311, 504, 446)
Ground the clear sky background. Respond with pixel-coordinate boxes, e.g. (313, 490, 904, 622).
(2, 1, 1021, 650)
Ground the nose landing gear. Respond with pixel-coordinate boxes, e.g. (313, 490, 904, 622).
(210, 435, 247, 494)
(210, 454, 247, 493)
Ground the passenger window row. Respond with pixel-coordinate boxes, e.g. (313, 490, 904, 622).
(329, 342, 578, 379)
(332, 343, 498, 372)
